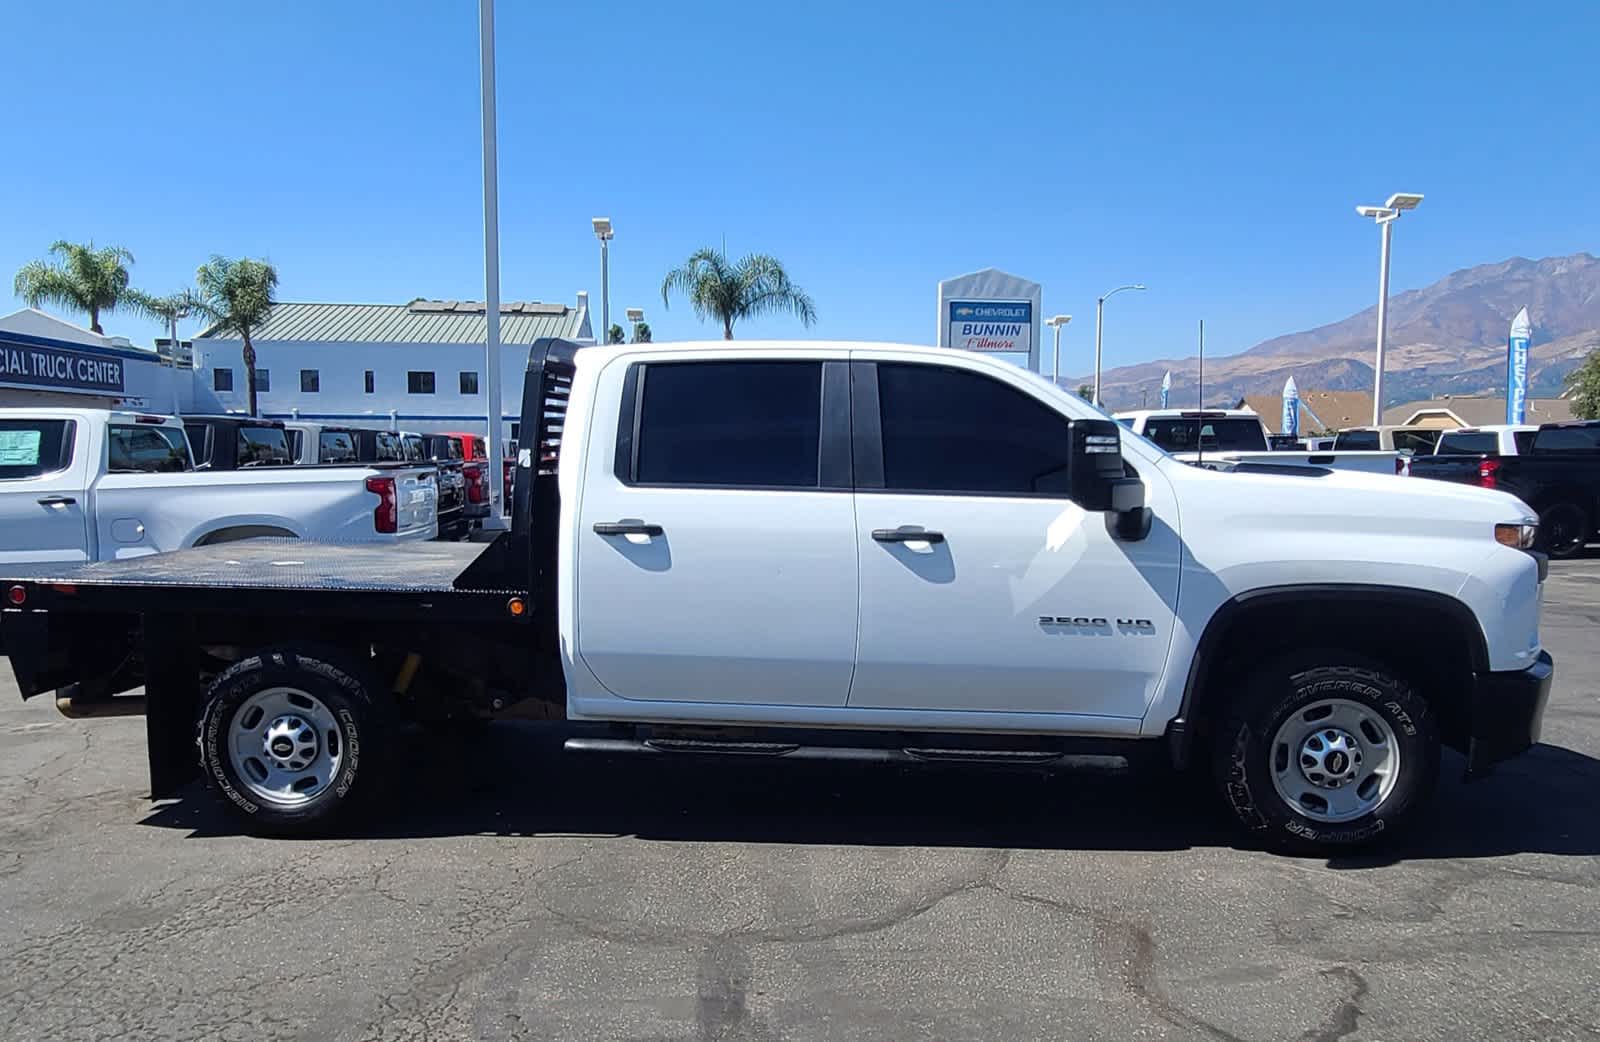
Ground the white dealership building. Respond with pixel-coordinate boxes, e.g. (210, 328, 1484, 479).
(0, 307, 217, 413)
(193, 294, 594, 442)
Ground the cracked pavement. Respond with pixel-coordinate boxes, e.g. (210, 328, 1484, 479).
(4, 559, 1600, 1040)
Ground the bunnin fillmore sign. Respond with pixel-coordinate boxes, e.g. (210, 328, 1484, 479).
(935, 268, 1042, 372)
(0, 338, 125, 394)
(947, 300, 1032, 354)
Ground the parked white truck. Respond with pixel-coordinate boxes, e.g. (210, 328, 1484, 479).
(1, 340, 1552, 854)
(1115, 409, 1403, 473)
(0, 408, 437, 564)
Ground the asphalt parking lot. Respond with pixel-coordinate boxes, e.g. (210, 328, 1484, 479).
(2, 564, 1598, 1042)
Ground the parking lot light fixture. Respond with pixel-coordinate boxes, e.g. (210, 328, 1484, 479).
(1094, 285, 1146, 406)
(1355, 192, 1424, 424)
(1046, 315, 1073, 384)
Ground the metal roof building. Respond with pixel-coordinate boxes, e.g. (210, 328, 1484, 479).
(193, 294, 593, 441)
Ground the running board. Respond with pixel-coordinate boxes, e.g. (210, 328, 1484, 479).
(563, 737, 1075, 766)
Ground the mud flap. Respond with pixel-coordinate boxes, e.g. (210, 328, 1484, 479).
(143, 614, 202, 799)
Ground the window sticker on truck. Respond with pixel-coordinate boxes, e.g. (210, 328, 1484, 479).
(0, 430, 42, 466)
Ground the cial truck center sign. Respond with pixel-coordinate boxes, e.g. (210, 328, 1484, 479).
(947, 301, 1032, 354)
(0, 338, 125, 394)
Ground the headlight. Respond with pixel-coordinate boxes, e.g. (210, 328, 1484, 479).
(1495, 521, 1538, 549)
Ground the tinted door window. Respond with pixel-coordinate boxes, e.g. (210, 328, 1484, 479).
(107, 425, 192, 473)
(876, 363, 1071, 495)
(1435, 432, 1498, 455)
(633, 362, 822, 487)
(319, 431, 358, 462)
(374, 432, 407, 461)
(1513, 430, 1536, 454)
(1533, 425, 1600, 453)
(0, 419, 74, 480)
(237, 427, 292, 467)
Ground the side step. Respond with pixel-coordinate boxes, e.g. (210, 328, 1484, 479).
(564, 737, 1080, 767)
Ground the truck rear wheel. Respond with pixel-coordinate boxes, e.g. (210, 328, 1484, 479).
(1212, 656, 1438, 853)
(1538, 501, 1589, 559)
(197, 647, 381, 835)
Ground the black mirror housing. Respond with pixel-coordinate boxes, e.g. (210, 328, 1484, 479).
(1068, 418, 1143, 514)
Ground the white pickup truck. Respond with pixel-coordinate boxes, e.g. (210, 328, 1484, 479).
(1115, 409, 1402, 474)
(0, 408, 437, 564)
(1, 340, 1552, 854)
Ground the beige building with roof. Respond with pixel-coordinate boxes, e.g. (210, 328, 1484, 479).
(193, 295, 593, 441)
(1381, 395, 1576, 428)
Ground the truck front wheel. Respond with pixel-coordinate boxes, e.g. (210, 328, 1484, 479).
(197, 648, 382, 835)
(1212, 657, 1439, 853)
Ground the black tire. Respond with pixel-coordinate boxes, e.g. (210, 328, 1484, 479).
(1538, 501, 1589, 559)
(196, 646, 382, 836)
(1212, 656, 1439, 854)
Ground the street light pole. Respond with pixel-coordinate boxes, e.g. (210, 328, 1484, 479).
(1355, 193, 1423, 426)
(1093, 284, 1146, 406)
(1046, 314, 1072, 385)
(592, 217, 614, 344)
(478, 0, 507, 528)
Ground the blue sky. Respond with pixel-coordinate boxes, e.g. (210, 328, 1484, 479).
(3, 1, 1596, 374)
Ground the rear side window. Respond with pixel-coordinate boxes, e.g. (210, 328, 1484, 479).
(183, 423, 212, 465)
(0, 419, 74, 480)
(876, 363, 1071, 495)
(1334, 429, 1379, 451)
(107, 424, 191, 473)
(1142, 417, 1267, 453)
(1436, 432, 1498, 456)
(319, 431, 358, 462)
(1533, 425, 1600, 453)
(236, 427, 292, 467)
(632, 361, 822, 487)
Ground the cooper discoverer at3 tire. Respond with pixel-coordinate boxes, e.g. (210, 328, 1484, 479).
(1212, 657, 1440, 854)
(196, 647, 383, 836)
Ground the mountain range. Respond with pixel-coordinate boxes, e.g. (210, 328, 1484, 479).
(1079, 252, 1600, 410)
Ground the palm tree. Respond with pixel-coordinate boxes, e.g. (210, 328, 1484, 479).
(660, 247, 816, 339)
(192, 256, 279, 416)
(13, 240, 137, 333)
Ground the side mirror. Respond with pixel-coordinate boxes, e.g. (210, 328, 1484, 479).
(1068, 419, 1142, 512)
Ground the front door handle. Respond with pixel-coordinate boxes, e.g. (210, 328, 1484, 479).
(872, 526, 945, 544)
(38, 496, 77, 507)
(594, 520, 664, 537)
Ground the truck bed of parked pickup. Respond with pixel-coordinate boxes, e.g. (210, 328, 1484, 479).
(0, 338, 1554, 855)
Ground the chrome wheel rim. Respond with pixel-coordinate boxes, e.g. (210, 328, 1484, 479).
(1269, 698, 1400, 823)
(227, 686, 343, 807)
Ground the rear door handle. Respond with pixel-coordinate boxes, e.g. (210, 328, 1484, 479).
(594, 521, 664, 537)
(872, 526, 945, 544)
(38, 496, 77, 506)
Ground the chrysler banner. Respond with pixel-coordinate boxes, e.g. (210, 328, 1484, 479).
(0, 339, 125, 394)
(947, 301, 1032, 354)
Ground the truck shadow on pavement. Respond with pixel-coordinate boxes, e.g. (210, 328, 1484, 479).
(142, 722, 1600, 862)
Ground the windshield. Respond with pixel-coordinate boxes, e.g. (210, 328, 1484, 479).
(108, 424, 192, 473)
(1142, 417, 1267, 453)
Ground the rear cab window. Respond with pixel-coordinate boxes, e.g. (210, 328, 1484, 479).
(1333, 429, 1380, 451)
(1435, 432, 1498, 456)
(318, 431, 358, 463)
(1141, 416, 1267, 453)
(0, 419, 74, 480)
(1532, 425, 1600, 454)
(107, 424, 192, 473)
(1393, 429, 1441, 455)
(236, 426, 293, 467)
(374, 432, 407, 462)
